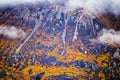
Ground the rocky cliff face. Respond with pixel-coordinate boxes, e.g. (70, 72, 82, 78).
(0, 3, 120, 80)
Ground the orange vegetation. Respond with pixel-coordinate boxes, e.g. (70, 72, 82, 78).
(21, 65, 94, 80)
(46, 46, 96, 63)
(35, 29, 60, 47)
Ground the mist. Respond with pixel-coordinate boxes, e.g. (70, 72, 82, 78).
(91, 29, 120, 45)
(0, 0, 56, 7)
(0, 0, 120, 16)
(66, 0, 120, 15)
(0, 26, 26, 39)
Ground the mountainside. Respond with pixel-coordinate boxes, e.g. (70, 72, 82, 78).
(0, 3, 120, 80)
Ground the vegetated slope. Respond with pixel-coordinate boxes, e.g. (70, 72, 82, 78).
(0, 3, 119, 80)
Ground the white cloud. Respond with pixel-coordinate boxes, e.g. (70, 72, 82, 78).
(0, 26, 26, 39)
(0, 0, 120, 15)
(65, 0, 120, 15)
(0, 0, 56, 6)
(91, 29, 120, 45)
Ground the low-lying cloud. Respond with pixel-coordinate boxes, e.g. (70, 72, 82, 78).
(0, 0, 55, 6)
(91, 29, 120, 45)
(0, 26, 26, 39)
(0, 0, 120, 16)
(66, 0, 120, 15)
